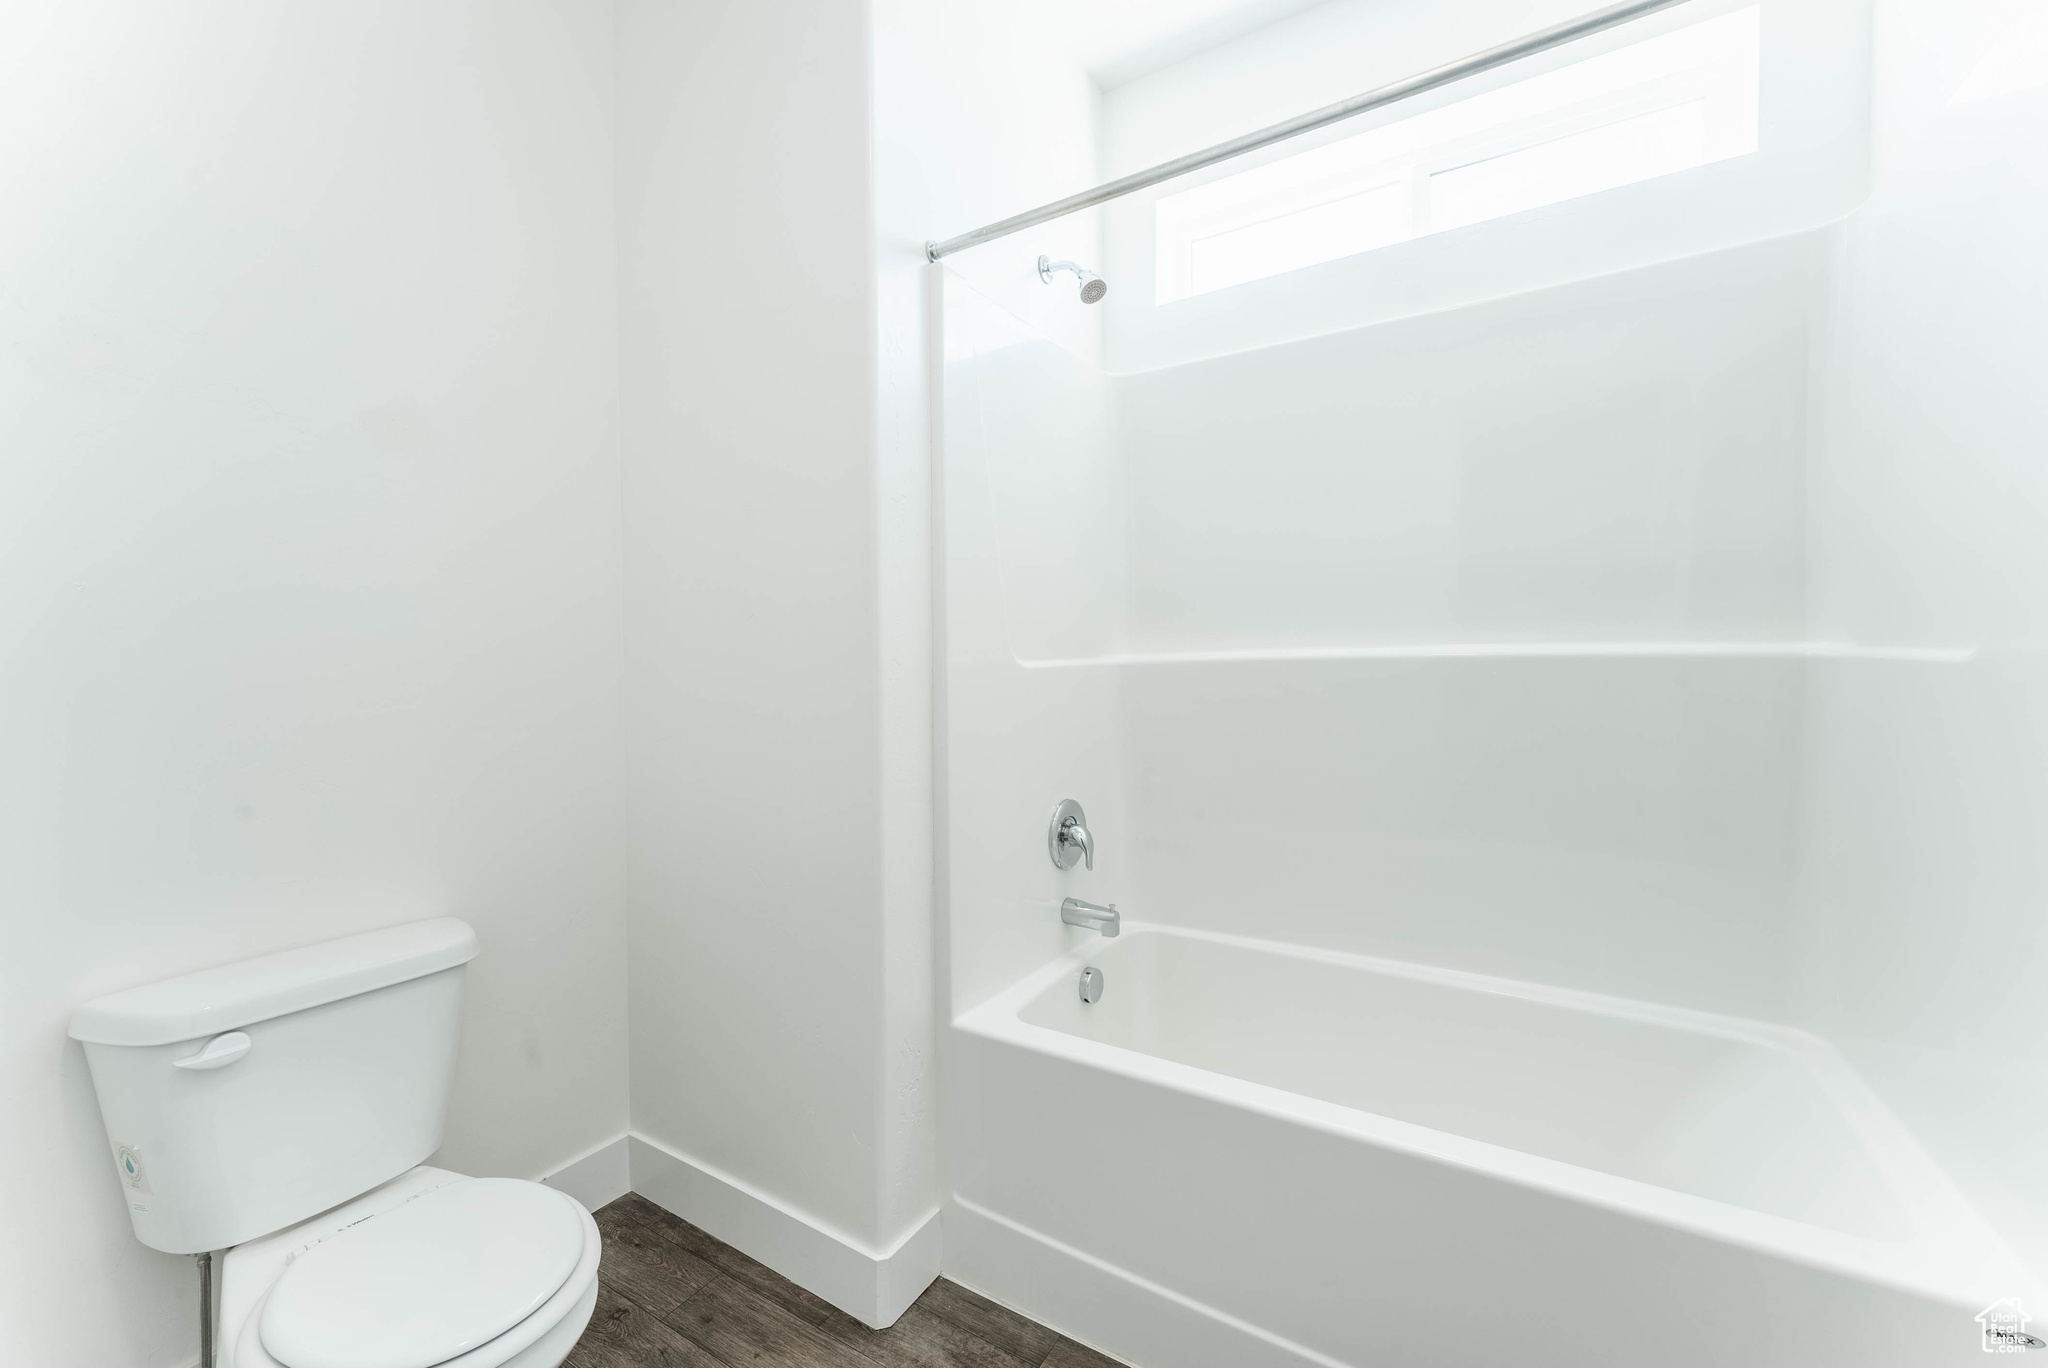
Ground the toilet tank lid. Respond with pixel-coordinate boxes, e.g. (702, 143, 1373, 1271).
(69, 918, 479, 1046)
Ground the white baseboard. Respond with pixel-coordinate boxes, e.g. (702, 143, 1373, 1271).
(627, 1132, 941, 1329)
(946, 1196, 1340, 1368)
(541, 1133, 632, 1213)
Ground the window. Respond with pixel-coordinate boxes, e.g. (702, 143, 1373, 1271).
(1155, 7, 1761, 302)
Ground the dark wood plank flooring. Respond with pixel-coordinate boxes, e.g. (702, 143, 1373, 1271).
(566, 1194, 1126, 1368)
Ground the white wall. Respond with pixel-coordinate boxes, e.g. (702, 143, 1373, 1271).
(880, 0, 1107, 370)
(612, 0, 1117, 1314)
(0, 4, 630, 1364)
(872, 0, 1109, 1245)
(1794, 0, 2048, 1278)
(619, 0, 943, 1288)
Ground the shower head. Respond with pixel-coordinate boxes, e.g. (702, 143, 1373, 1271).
(1039, 255, 1108, 305)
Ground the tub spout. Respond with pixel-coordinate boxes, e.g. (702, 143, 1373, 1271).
(1061, 897, 1119, 937)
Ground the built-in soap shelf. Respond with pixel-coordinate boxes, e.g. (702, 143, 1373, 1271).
(1017, 641, 1979, 669)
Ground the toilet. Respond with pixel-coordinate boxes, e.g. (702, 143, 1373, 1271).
(69, 919, 599, 1368)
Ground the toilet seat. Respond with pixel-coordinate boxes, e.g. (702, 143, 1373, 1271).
(232, 1178, 600, 1368)
(263, 1178, 585, 1368)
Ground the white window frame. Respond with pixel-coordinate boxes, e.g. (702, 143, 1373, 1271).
(1155, 6, 1762, 303)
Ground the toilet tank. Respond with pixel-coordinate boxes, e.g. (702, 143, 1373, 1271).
(69, 918, 479, 1254)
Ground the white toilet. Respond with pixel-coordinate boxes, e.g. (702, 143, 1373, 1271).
(69, 919, 599, 1368)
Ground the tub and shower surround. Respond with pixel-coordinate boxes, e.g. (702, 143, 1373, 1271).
(937, 257, 1842, 1367)
(933, 4, 2048, 1358)
(935, 210, 2037, 1368)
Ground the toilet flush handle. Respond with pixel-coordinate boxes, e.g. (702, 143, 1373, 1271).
(172, 1031, 252, 1071)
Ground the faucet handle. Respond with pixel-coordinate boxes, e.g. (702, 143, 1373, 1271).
(1048, 798, 1094, 871)
(1063, 818, 1094, 871)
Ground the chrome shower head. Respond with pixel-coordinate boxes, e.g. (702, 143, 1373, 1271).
(1039, 255, 1108, 305)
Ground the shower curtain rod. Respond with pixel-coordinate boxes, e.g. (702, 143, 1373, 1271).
(923, 0, 1694, 263)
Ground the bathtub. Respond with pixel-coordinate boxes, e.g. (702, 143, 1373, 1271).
(948, 925, 2036, 1368)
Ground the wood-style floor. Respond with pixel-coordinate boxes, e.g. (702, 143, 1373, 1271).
(565, 1193, 1125, 1368)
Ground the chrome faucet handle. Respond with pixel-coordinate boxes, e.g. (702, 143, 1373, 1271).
(1061, 817, 1094, 870)
(1048, 799, 1094, 871)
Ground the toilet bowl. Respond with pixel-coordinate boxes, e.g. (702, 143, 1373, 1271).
(221, 1166, 599, 1368)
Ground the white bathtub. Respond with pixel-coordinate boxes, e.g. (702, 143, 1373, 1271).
(949, 925, 2036, 1368)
